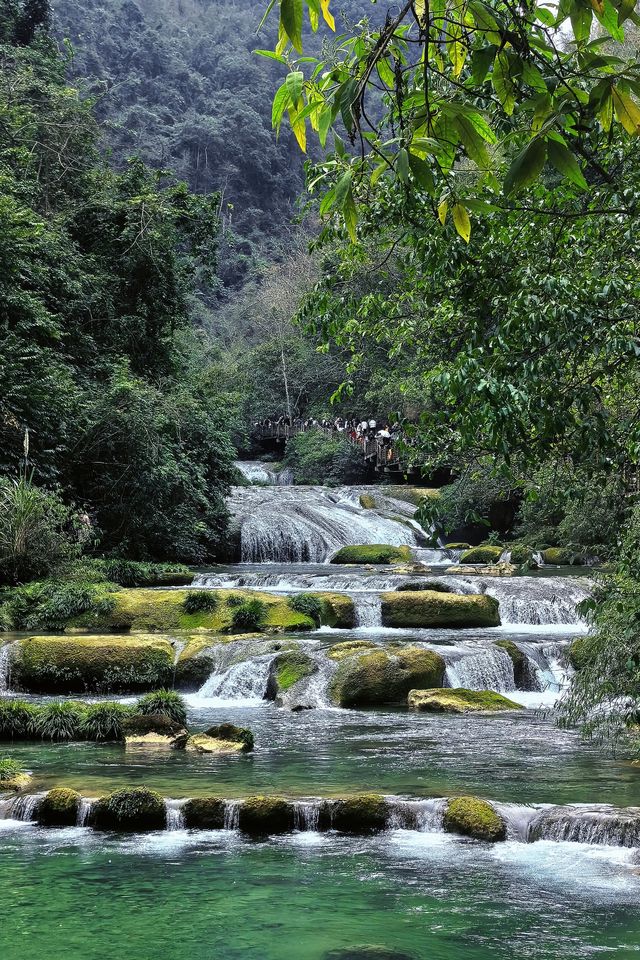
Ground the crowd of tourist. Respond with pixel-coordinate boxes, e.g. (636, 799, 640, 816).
(253, 415, 403, 464)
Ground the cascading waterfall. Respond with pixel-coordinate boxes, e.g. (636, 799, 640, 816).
(294, 801, 321, 832)
(444, 646, 515, 692)
(10, 793, 45, 822)
(482, 577, 589, 626)
(354, 593, 382, 628)
(529, 805, 640, 847)
(76, 799, 95, 827)
(0, 643, 12, 693)
(387, 798, 447, 831)
(228, 485, 424, 563)
(165, 799, 187, 831)
(223, 800, 240, 831)
(515, 641, 572, 693)
(197, 654, 275, 701)
(236, 461, 292, 486)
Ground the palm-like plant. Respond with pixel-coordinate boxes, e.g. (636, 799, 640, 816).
(80, 702, 132, 742)
(135, 689, 187, 726)
(31, 701, 86, 741)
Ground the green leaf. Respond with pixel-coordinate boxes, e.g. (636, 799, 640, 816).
(617, 0, 636, 24)
(343, 188, 358, 242)
(334, 170, 353, 208)
(437, 198, 449, 225)
(254, 49, 288, 63)
(281, 0, 304, 52)
(471, 45, 496, 85)
(594, 0, 626, 40)
(452, 203, 471, 242)
(546, 139, 588, 188)
(396, 147, 410, 183)
(408, 154, 435, 194)
(454, 116, 491, 169)
(570, 3, 593, 44)
(272, 83, 291, 132)
(504, 138, 547, 194)
(612, 87, 640, 134)
(492, 50, 516, 115)
(285, 71, 304, 106)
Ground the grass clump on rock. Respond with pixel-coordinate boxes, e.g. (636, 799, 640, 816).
(230, 598, 269, 632)
(443, 796, 506, 842)
(0, 757, 30, 790)
(459, 546, 504, 564)
(12, 634, 174, 694)
(330, 545, 412, 565)
(31, 700, 86, 740)
(79, 702, 132, 742)
(381, 591, 500, 629)
(329, 794, 389, 833)
(238, 796, 294, 835)
(182, 591, 218, 615)
(330, 646, 445, 708)
(0, 699, 38, 739)
(183, 797, 226, 829)
(93, 786, 166, 831)
(408, 688, 522, 713)
(37, 788, 81, 826)
(135, 689, 187, 726)
(287, 593, 323, 626)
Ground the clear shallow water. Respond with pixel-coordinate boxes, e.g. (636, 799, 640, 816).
(0, 825, 639, 960)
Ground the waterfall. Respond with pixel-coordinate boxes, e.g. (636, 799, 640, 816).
(236, 461, 292, 486)
(444, 646, 515, 692)
(76, 799, 95, 827)
(193, 571, 414, 592)
(10, 793, 45, 822)
(0, 643, 12, 693)
(482, 577, 589, 625)
(228, 485, 422, 563)
(165, 799, 187, 831)
(197, 653, 275, 702)
(354, 593, 382, 627)
(529, 805, 640, 847)
(223, 800, 240, 831)
(492, 802, 540, 840)
(294, 801, 321, 832)
(516, 641, 572, 693)
(277, 655, 338, 711)
(387, 798, 447, 831)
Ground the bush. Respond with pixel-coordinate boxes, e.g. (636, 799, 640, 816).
(80, 702, 132, 742)
(0, 757, 25, 784)
(230, 598, 268, 632)
(0, 477, 79, 585)
(135, 690, 187, 726)
(2, 579, 115, 632)
(182, 591, 218, 614)
(31, 701, 86, 741)
(287, 593, 323, 626)
(433, 468, 518, 538)
(0, 699, 38, 739)
(75, 559, 192, 588)
(283, 432, 368, 485)
(225, 594, 244, 607)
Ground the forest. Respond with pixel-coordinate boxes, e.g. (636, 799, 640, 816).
(1, 1, 640, 958)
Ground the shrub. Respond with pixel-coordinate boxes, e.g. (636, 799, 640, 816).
(230, 598, 268, 632)
(3, 579, 115, 631)
(0, 699, 38, 739)
(135, 689, 187, 726)
(204, 723, 254, 752)
(287, 593, 323, 626)
(80, 702, 132, 741)
(225, 594, 244, 607)
(0, 476, 79, 585)
(182, 591, 218, 614)
(433, 468, 518, 538)
(283, 432, 368, 485)
(74, 559, 192, 588)
(0, 757, 25, 783)
(31, 701, 86, 741)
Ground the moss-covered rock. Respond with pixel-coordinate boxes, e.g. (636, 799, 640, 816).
(187, 723, 254, 754)
(443, 796, 506, 842)
(459, 546, 504, 564)
(444, 542, 471, 550)
(381, 591, 500, 629)
(329, 647, 445, 707)
(494, 639, 528, 688)
(507, 546, 537, 566)
(123, 713, 188, 749)
(12, 634, 174, 694)
(238, 796, 294, 835)
(327, 639, 377, 661)
(93, 787, 166, 831)
(183, 797, 226, 829)
(266, 651, 317, 701)
(69, 588, 315, 633)
(541, 547, 584, 566)
(316, 593, 356, 629)
(328, 794, 389, 833)
(359, 494, 377, 510)
(407, 688, 522, 713)
(37, 788, 81, 826)
(330, 545, 412, 565)
(396, 580, 453, 593)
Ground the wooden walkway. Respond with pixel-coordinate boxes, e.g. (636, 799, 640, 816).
(256, 423, 418, 475)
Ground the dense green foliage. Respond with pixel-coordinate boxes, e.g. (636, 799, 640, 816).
(287, 593, 323, 627)
(0, 9, 236, 563)
(0, 578, 115, 630)
(283, 431, 368, 485)
(230, 598, 269, 632)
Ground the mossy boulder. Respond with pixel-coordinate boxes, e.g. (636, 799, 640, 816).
(70, 588, 315, 634)
(266, 651, 317, 701)
(317, 593, 356, 629)
(183, 797, 226, 829)
(238, 796, 294, 835)
(396, 580, 453, 593)
(407, 688, 522, 713)
(359, 494, 377, 510)
(93, 787, 166, 831)
(37, 788, 81, 826)
(494, 639, 528, 688)
(327, 639, 378, 661)
(0, 771, 32, 791)
(329, 646, 445, 707)
(328, 794, 389, 833)
(459, 546, 504, 564)
(443, 796, 506, 842)
(444, 542, 471, 550)
(123, 713, 188, 749)
(186, 723, 254, 754)
(330, 545, 412, 565)
(12, 634, 174, 694)
(507, 546, 537, 567)
(381, 591, 500, 629)
(541, 547, 584, 566)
